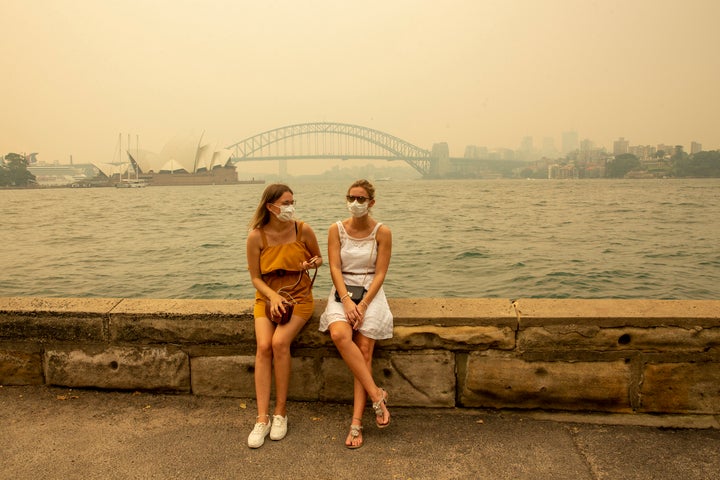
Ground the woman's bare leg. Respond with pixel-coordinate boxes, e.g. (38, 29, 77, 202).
(329, 322, 390, 425)
(254, 316, 275, 423)
(270, 314, 308, 416)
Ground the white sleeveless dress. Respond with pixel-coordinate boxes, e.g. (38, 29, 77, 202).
(318, 221, 393, 340)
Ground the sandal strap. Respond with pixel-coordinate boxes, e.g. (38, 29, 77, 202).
(349, 424, 363, 438)
(372, 388, 388, 414)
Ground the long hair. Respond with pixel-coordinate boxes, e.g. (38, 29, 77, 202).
(248, 183, 293, 230)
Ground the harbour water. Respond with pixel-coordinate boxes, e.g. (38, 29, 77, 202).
(1, 179, 718, 300)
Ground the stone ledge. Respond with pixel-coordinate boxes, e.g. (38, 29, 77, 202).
(1, 296, 719, 415)
(515, 299, 720, 328)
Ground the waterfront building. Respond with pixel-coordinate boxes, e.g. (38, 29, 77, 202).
(656, 144, 675, 158)
(629, 145, 656, 161)
(93, 133, 240, 186)
(613, 137, 629, 155)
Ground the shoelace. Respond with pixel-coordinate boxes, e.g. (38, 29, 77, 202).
(251, 422, 269, 433)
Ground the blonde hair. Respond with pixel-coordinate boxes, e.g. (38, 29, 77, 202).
(248, 183, 293, 230)
(348, 179, 375, 199)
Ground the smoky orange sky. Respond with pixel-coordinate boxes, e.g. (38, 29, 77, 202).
(2, 0, 719, 167)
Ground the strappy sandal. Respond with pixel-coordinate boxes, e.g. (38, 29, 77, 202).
(345, 418, 363, 449)
(372, 388, 390, 429)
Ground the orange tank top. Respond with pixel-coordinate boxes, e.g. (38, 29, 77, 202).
(256, 221, 313, 303)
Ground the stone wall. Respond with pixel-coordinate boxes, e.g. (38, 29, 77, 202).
(1, 297, 719, 414)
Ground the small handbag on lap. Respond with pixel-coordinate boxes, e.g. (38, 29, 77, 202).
(266, 266, 318, 325)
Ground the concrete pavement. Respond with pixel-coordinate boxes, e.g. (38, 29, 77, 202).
(1, 385, 719, 480)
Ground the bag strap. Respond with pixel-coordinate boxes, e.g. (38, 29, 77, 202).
(275, 265, 318, 303)
(361, 223, 381, 286)
(361, 239, 374, 287)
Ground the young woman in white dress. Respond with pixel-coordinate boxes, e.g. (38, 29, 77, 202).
(319, 179, 393, 449)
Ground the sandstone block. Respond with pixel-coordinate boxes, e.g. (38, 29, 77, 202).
(0, 350, 43, 385)
(0, 315, 105, 342)
(288, 356, 322, 401)
(191, 355, 255, 397)
(390, 325, 514, 350)
(0, 297, 120, 314)
(319, 357, 355, 402)
(109, 317, 253, 345)
(389, 298, 517, 326)
(295, 325, 335, 348)
(640, 362, 720, 414)
(319, 351, 455, 407)
(107, 298, 254, 345)
(192, 355, 321, 400)
(515, 299, 720, 328)
(109, 298, 253, 317)
(461, 353, 631, 412)
(44, 346, 190, 392)
(377, 351, 456, 407)
(519, 326, 720, 353)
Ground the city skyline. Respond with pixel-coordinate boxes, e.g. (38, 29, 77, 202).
(2, 0, 719, 167)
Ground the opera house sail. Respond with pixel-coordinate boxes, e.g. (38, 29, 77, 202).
(94, 133, 244, 186)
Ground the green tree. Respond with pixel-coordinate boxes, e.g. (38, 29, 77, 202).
(519, 166, 547, 179)
(674, 150, 720, 177)
(671, 145, 688, 163)
(606, 153, 640, 178)
(0, 153, 36, 187)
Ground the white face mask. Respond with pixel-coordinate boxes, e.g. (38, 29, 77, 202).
(273, 204, 295, 222)
(347, 200, 368, 218)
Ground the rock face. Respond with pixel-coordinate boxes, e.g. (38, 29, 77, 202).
(1, 297, 719, 414)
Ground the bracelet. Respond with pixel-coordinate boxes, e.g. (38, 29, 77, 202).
(359, 300, 369, 309)
(340, 293, 351, 301)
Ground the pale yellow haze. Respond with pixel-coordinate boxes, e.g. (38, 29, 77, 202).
(2, 0, 719, 166)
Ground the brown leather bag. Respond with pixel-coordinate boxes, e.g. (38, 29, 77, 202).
(266, 295, 295, 325)
(265, 267, 317, 325)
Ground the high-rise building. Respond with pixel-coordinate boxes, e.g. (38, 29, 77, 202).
(520, 136, 533, 151)
(518, 136, 535, 161)
(561, 130, 579, 154)
(542, 137, 557, 158)
(691, 141, 702, 154)
(613, 137, 629, 155)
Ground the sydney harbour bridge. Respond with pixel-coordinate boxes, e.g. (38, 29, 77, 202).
(226, 122, 452, 178)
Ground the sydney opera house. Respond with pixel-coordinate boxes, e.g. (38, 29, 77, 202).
(94, 133, 242, 186)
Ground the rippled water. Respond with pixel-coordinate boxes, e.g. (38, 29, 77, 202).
(1, 179, 718, 299)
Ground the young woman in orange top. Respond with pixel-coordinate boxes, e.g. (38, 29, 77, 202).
(246, 183, 322, 448)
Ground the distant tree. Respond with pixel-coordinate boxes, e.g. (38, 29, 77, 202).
(0, 165, 7, 185)
(0, 153, 36, 187)
(606, 153, 640, 178)
(671, 145, 688, 163)
(519, 167, 547, 179)
(674, 150, 720, 177)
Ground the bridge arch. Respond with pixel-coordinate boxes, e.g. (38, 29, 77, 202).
(226, 122, 434, 176)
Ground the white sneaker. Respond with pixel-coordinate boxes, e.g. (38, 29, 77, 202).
(270, 415, 287, 441)
(247, 420, 271, 448)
